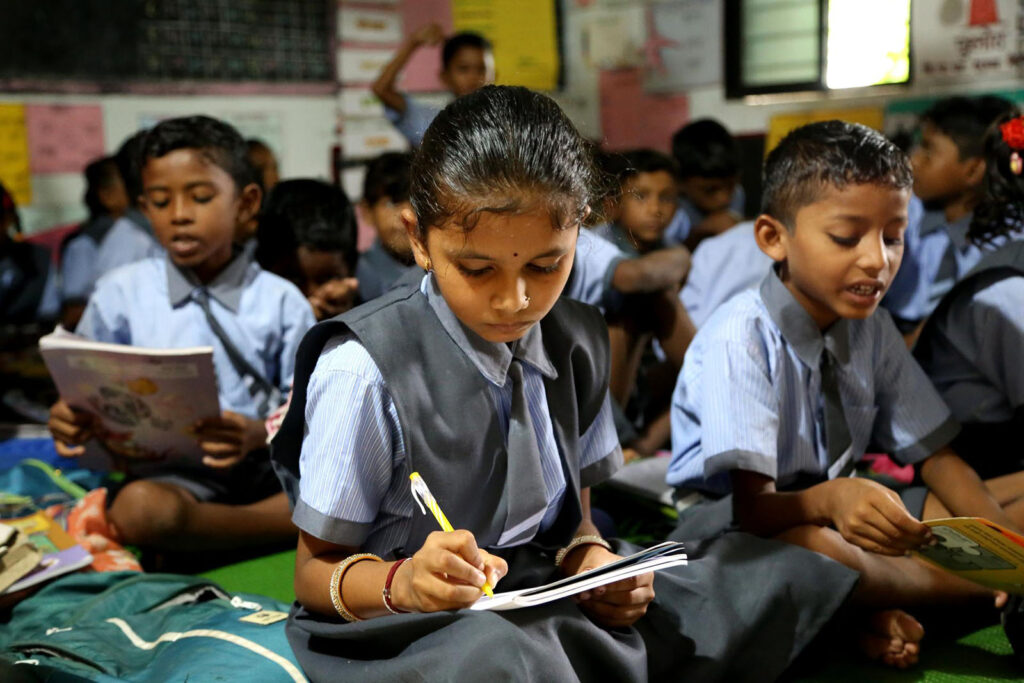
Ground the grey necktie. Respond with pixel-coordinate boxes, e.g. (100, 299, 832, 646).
(502, 358, 548, 545)
(821, 349, 853, 477)
(192, 288, 281, 417)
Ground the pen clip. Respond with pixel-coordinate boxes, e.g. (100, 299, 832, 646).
(409, 472, 431, 517)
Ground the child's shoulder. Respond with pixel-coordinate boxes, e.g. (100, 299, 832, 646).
(311, 332, 386, 387)
(246, 262, 311, 306)
(699, 287, 776, 343)
(91, 256, 165, 296)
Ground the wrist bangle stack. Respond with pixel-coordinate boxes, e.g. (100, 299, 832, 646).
(330, 553, 383, 622)
(554, 534, 613, 569)
(382, 558, 411, 615)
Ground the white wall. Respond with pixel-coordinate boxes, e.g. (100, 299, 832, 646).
(0, 92, 336, 235)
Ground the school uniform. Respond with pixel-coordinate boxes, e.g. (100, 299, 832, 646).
(881, 197, 985, 329)
(59, 214, 116, 305)
(354, 239, 418, 302)
(670, 266, 959, 538)
(591, 222, 664, 258)
(270, 272, 858, 683)
(566, 227, 626, 314)
(915, 240, 1024, 479)
(77, 251, 316, 502)
(383, 94, 441, 148)
(0, 241, 59, 324)
(663, 189, 746, 246)
(679, 221, 770, 328)
(93, 210, 163, 281)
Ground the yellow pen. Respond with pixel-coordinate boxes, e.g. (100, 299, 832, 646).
(409, 471, 494, 597)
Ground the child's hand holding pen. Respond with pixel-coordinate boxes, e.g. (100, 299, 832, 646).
(394, 530, 507, 612)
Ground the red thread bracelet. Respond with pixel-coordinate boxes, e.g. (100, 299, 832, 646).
(383, 558, 410, 615)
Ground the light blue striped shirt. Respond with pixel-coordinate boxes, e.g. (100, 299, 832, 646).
(77, 254, 315, 418)
(918, 273, 1024, 424)
(298, 274, 622, 554)
(669, 268, 959, 495)
(94, 213, 164, 281)
(679, 220, 771, 328)
(566, 228, 626, 314)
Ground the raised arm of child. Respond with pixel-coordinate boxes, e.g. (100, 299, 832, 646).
(920, 446, 1024, 533)
(372, 23, 445, 115)
(294, 529, 507, 619)
(730, 470, 931, 556)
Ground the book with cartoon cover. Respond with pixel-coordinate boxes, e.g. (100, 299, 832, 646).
(2, 511, 92, 595)
(914, 517, 1024, 595)
(39, 328, 220, 467)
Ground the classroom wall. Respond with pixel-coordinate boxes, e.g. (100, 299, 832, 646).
(0, 93, 336, 236)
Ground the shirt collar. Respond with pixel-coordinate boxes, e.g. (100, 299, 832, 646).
(758, 266, 850, 369)
(919, 209, 973, 248)
(165, 249, 251, 312)
(946, 212, 973, 251)
(421, 272, 558, 386)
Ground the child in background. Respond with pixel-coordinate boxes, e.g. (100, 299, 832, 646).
(270, 86, 854, 683)
(0, 182, 59, 325)
(665, 119, 745, 248)
(355, 152, 419, 301)
(246, 138, 280, 195)
(47, 116, 315, 554)
(372, 23, 494, 147)
(256, 179, 360, 321)
(669, 120, 1024, 666)
(93, 131, 164, 278)
(59, 155, 129, 330)
(593, 149, 679, 255)
(915, 110, 1024, 480)
(883, 95, 1016, 336)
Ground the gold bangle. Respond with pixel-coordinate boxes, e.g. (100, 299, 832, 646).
(330, 553, 383, 622)
(554, 535, 613, 569)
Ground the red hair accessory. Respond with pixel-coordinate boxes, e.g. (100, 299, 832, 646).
(1002, 117, 1024, 176)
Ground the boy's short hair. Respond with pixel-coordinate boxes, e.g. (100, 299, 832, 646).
(619, 149, 680, 185)
(921, 95, 1015, 159)
(83, 155, 122, 219)
(762, 120, 912, 226)
(671, 119, 740, 179)
(441, 32, 492, 69)
(140, 116, 255, 192)
(256, 179, 358, 272)
(115, 130, 148, 204)
(362, 152, 412, 206)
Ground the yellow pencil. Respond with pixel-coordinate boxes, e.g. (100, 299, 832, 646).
(409, 471, 494, 597)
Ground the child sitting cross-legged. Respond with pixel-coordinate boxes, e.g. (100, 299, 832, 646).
(669, 120, 1024, 667)
(47, 115, 316, 554)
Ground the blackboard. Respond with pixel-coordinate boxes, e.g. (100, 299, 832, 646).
(0, 0, 334, 92)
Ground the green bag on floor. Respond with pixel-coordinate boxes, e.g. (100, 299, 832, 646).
(0, 571, 305, 682)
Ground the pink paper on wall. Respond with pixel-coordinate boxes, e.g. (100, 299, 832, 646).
(398, 0, 453, 92)
(26, 104, 105, 174)
(599, 68, 688, 153)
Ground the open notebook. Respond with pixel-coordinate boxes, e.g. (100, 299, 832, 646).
(471, 541, 687, 612)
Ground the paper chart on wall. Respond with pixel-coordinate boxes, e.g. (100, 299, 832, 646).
(598, 68, 688, 153)
(338, 47, 395, 84)
(0, 104, 32, 205)
(912, 0, 1023, 85)
(338, 7, 403, 44)
(643, 0, 723, 93)
(399, 0, 454, 92)
(25, 105, 105, 175)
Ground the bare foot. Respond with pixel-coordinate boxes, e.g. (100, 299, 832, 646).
(858, 609, 925, 669)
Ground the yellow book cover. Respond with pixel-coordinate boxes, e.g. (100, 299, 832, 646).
(915, 517, 1024, 594)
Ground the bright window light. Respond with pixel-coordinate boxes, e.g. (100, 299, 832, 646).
(826, 0, 910, 89)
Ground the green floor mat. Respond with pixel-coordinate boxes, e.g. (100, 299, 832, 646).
(198, 548, 296, 605)
(793, 624, 1021, 682)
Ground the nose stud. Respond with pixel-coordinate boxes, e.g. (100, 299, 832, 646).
(524, 296, 531, 307)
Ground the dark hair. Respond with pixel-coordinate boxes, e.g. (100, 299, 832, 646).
(115, 130, 148, 204)
(921, 95, 1016, 159)
(969, 110, 1024, 245)
(256, 179, 358, 274)
(671, 119, 740, 179)
(442, 32, 492, 69)
(410, 85, 593, 237)
(0, 181, 20, 234)
(618, 149, 679, 184)
(246, 138, 275, 193)
(83, 156, 123, 220)
(762, 120, 913, 226)
(141, 116, 255, 192)
(362, 151, 412, 205)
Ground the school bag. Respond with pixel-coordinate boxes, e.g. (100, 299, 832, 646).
(0, 571, 306, 682)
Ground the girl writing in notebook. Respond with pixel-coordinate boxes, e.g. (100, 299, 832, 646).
(270, 86, 857, 682)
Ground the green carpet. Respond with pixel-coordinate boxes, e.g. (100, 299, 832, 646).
(198, 548, 296, 605)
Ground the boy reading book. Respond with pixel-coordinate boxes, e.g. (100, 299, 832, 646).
(47, 116, 316, 553)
